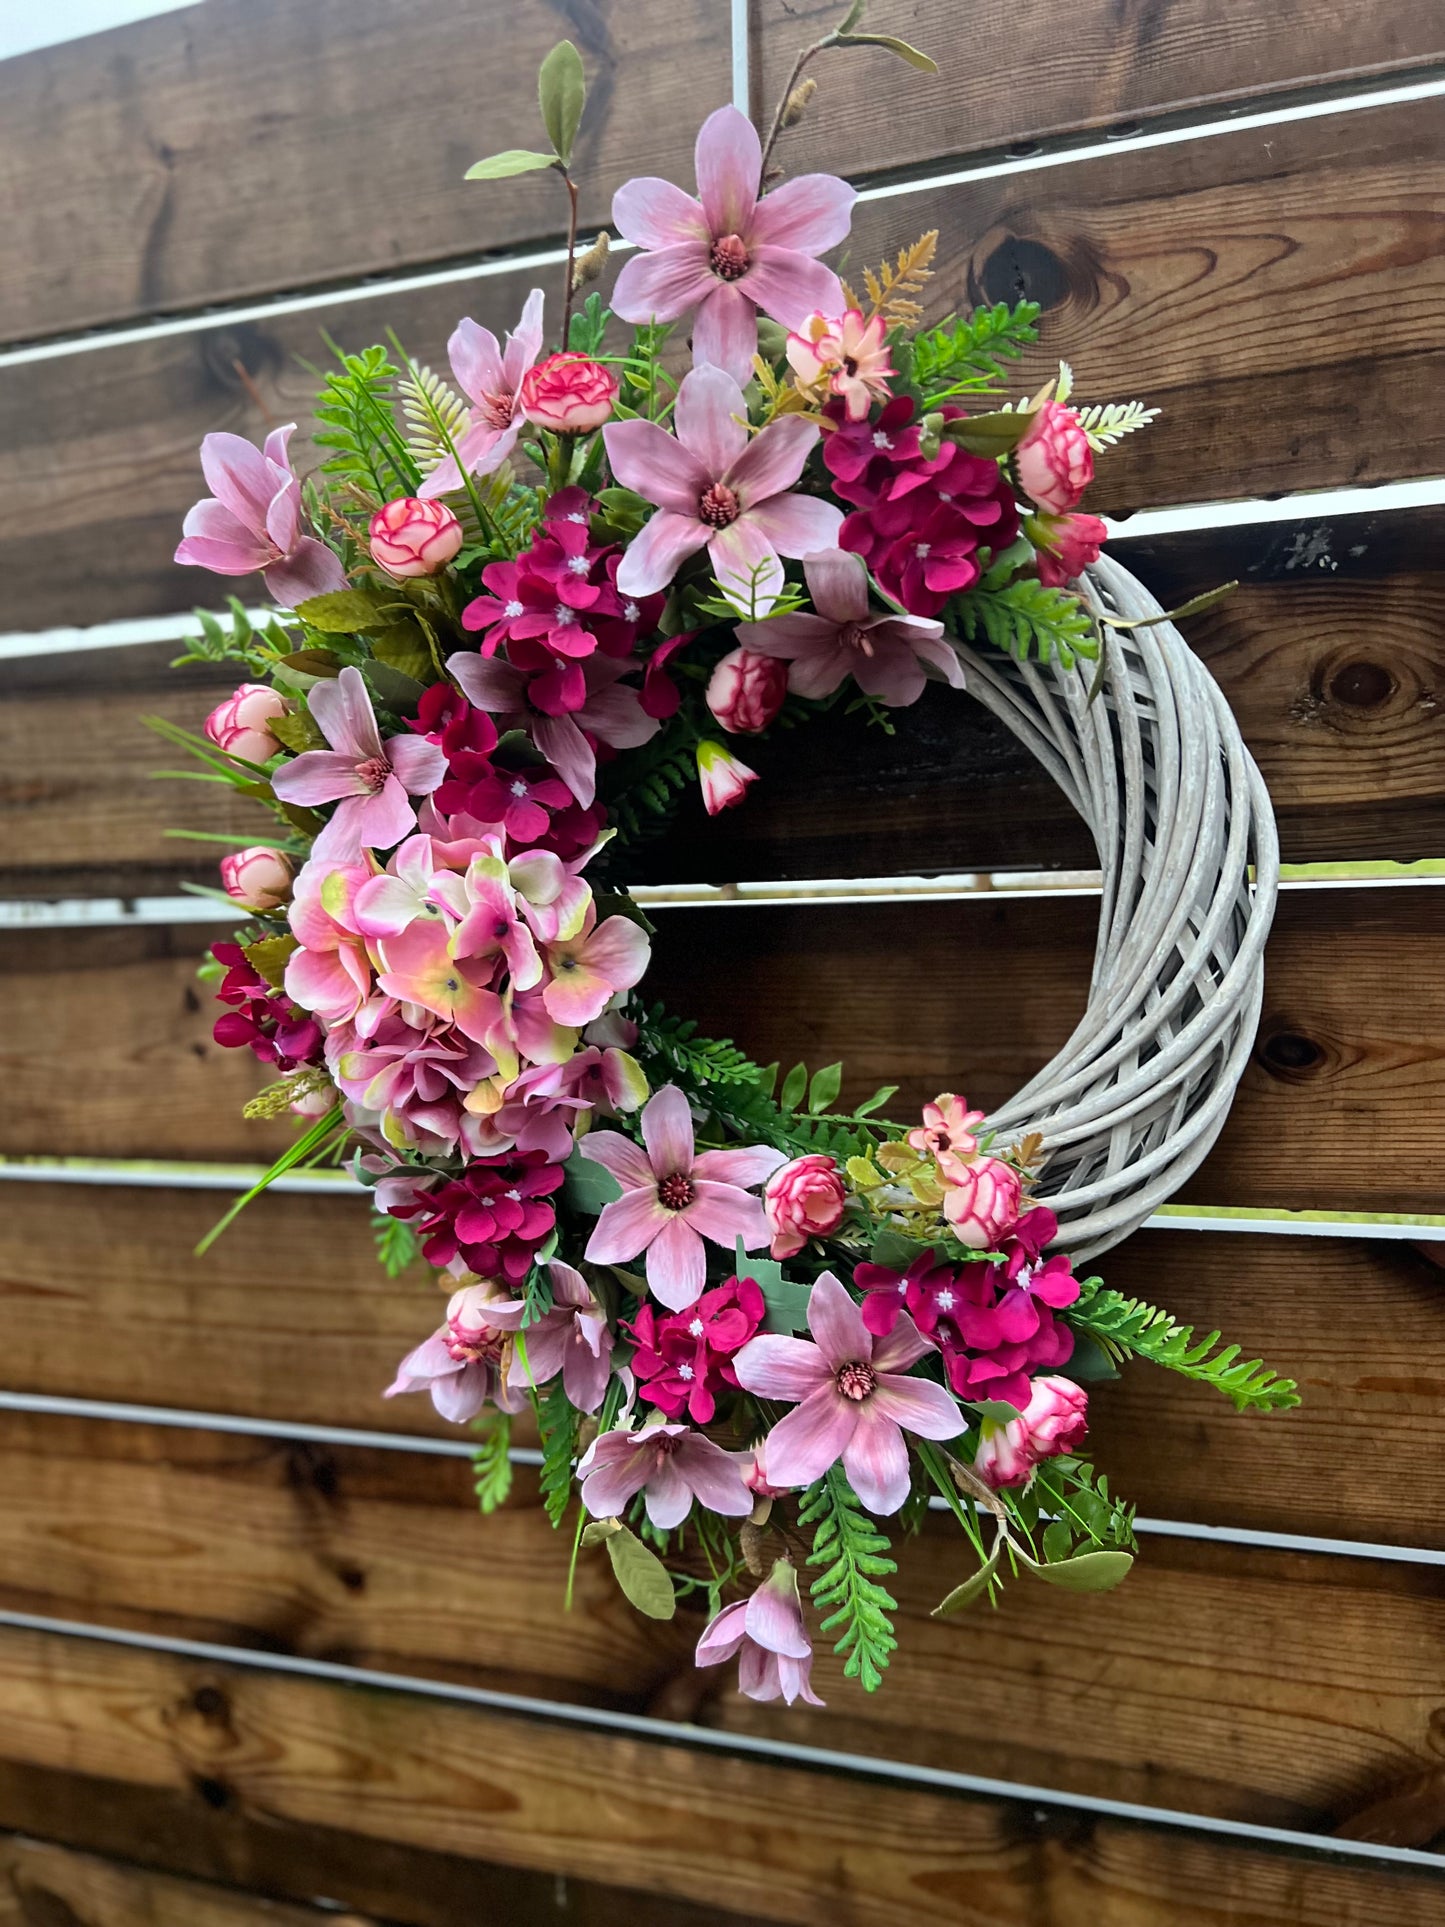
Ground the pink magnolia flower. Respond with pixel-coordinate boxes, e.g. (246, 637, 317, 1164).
(204, 682, 287, 763)
(696, 738, 758, 815)
(384, 1283, 528, 1424)
(907, 1094, 986, 1179)
(604, 364, 842, 615)
(942, 1155, 1023, 1249)
(176, 424, 348, 606)
(270, 666, 446, 861)
(519, 353, 618, 433)
(786, 309, 893, 420)
(508, 1261, 614, 1413)
(1015, 400, 1094, 515)
(696, 1558, 823, 1706)
(1031, 510, 1108, 588)
(580, 1083, 785, 1310)
(974, 1375, 1088, 1490)
(218, 845, 292, 911)
(539, 901, 652, 1027)
(369, 497, 464, 577)
(764, 1154, 847, 1259)
(705, 647, 787, 734)
(733, 1272, 961, 1514)
(578, 1419, 754, 1529)
(612, 104, 855, 384)
(735, 549, 960, 707)
(417, 289, 545, 498)
(447, 649, 659, 810)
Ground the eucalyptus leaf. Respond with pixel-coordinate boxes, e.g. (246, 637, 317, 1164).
(464, 148, 559, 180)
(779, 1062, 808, 1111)
(1022, 1548, 1134, 1593)
(944, 408, 1038, 458)
(580, 1519, 620, 1549)
(294, 590, 388, 634)
(807, 1061, 842, 1113)
(836, 29, 939, 70)
(563, 1143, 623, 1216)
(538, 40, 586, 165)
(605, 1525, 676, 1619)
(932, 1543, 1001, 1615)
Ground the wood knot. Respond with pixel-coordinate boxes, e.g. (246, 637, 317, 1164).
(1256, 1025, 1327, 1080)
(974, 234, 1073, 312)
(1326, 659, 1395, 710)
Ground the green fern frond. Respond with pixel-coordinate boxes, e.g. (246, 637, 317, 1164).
(601, 727, 704, 852)
(910, 300, 1041, 405)
(1073, 399, 1160, 450)
(953, 578, 1098, 668)
(397, 360, 471, 476)
(799, 1466, 898, 1691)
(1030, 1456, 1137, 1553)
(1069, 1281, 1300, 1412)
(537, 1378, 578, 1529)
(314, 342, 418, 501)
(470, 1411, 514, 1514)
(371, 1210, 419, 1278)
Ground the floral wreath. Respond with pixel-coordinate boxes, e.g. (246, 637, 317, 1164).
(162, 13, 1296, 1708)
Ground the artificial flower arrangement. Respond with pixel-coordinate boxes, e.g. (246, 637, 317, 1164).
(162, 11, 1297, 1709)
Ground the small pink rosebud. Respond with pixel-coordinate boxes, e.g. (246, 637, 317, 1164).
(1030, 510, 1109, 589)
(204, 681, 287, 763)
(1015, 400, 1094, 515)
(218, 845, 294, 911)
(941, 1154, 1023, 1249)
(290, 1085, 335, 1118)
(764, 1153, 848, 1259)
(369, 496, 464, 578)
(974, 1374, 1089, 1490)
(705, 646, 788, 735)
(519, 352, 619, 434)
(696, 738, 758, 816)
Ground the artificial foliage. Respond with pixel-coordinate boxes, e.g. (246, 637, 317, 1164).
(160, 6, 1297, 1712)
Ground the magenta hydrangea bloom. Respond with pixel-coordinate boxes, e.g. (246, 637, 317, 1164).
(612, 106, 855, 383)
(579, 1084, 784, 1310)
(578, 1419, 753, 1529)
(175, 424, 347, 607)
(604, 365, 842, 615)
(271, 666, 446, 861)
(733, 1272, 962, 1514)
(447, 649, 659, 809)
(628, 1273, 767, 1424)
(418, 290, 545, 498)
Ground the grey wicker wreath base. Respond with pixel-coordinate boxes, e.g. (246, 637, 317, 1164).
(954, 553, 1279, 1262)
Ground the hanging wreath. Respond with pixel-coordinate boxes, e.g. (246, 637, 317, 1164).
(160, 16, 1292, 1707)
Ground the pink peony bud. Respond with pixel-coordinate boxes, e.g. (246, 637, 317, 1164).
(941, 1155, 1023, 1249)
(705, 647, 788, 735)
(218, 845, 293, 911)
(763, 1153, 847, 1259)
(696, 738, 758, 816)
(519, 352, 619, 434)
(1030, 510, 1109, 589)
(1015, 400, 1094, 515)
(974, 1374, 1089, 1490)
(204, 682, 287, 763)
(369, 496, 464, 578)
(290, 1085, 336, 1118)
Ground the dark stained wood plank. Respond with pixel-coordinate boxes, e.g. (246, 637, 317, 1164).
(4, 103, 1445, 633)
(1, 1186, 1439, 1545)
(0, 0, 730, 345)
(0, 1411, 1442, 1832)
(0, 1622, 1442, 1924)
(7, 506, 1444, 898)
(755, 0, 1445, 188)
(3, 885, 1444, 1214)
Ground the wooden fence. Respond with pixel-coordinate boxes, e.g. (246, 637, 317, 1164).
(2, 1, 1445, 1920)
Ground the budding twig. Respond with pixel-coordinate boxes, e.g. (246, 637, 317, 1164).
(560, 169, 581, 346)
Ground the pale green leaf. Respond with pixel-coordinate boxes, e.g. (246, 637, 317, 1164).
(464, 148, 559, 180)
(605, 1526, 676, 1618)
(538, 40, 586, 165)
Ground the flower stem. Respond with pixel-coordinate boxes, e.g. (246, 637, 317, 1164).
(560, 169, 581, 346)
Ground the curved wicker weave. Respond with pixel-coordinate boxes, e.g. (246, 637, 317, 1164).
(953, 553, 1279, 1261)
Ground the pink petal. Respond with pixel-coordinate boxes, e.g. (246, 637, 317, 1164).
(692, 282, 757, 386)
(501, 288, 546, 393)
(611, 243, 715, 324)
(645, 1214, 708, 1310)
(448, 317, 506, 405)
(762, 1385, 857, 1488)
(384, 1328, 454, 1397)
(577, 1128, 655, 1189)
(613, 507, 710, 601)
(777, 1653, 825, 1707)
(871, 1312, 935, 1373)
(674, 364, 749, 478)
(643, 1454, 695, 1530)
(725, 413, 819, 505)
(841, 1405, 911, 1514)
(285, 943, 366, 1016)
(746, 492, 844, 560)
(178, 497, 271, 562)
(586, 1187, 669, 1264)
(563, 1340, 612, 1415)
(447, 652, 527, 714)
(530, 711, 597, 808)
(641, 1084, 694, 1173)
(262, 424, 298, 473)
(263, 476, 300, 555)
(806, 1271, 872, 1371)
(677, 1435, 754, 1516)
(386, 732, 447, 795)
(197, 431, 275, 534)
(905, 625, 967, 689)
(749, 173, 857, 253)
(685, 1179, 770, 1250)
(430, 1361, 494, 1425)
(871, 1373, 963, 1440)
(732, 1335, 830, 1402)
(692, 1145, 787, 1186)
(743, 247, 846, 331)
(352, 873, 425, 938)
(263, 536, 347, 606)
(580, 1444, 651, 1519)
(695, 1599, 749, 1665)
(355, 774, 419, 852)
(309, 795, 370, 864)
(581, 915, 651, 991)
(613, 177, 709, 250)
(542, 962, 614, 1028)
(782, 648, 852, 701)
(577, 679, 661, 751)
(466, 419, 523, 480)
(707, 518, 783, 614)
(416, 451, 463, 501)
(743, 1583, 811, 1660)
(603, 418, 710, 516)
(696, 104, 761, 239)
(738, 1643, 783, 1701)
(852, 645, 926, 708)
(270, 750, 369, 806)
(174, 531, 269, 578)
(804, 548, 871, 624)
(310, 666, 382, 762)
(731, 610, 842, 659)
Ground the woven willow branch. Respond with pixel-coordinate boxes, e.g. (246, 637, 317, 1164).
(955, 555, 1280, 1260)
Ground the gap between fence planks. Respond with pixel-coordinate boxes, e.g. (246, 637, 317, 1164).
(0, 1181, 1438, 1545)
(0, 1407, 1441, 1836)
(4, 887, 1442, 1212)
(0, 1620, 1443, 1925)
(4, 97, 1445, 632)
